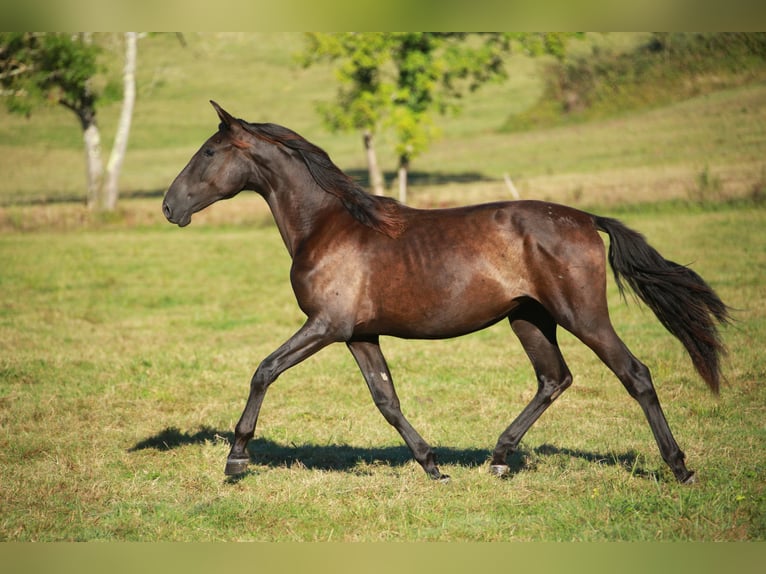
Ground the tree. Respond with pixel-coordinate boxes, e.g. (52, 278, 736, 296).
(301, 33, 392, 196)
(301, 33, 513, 202)
(0, 32, 138, 210)
(104, 32, 137, 211)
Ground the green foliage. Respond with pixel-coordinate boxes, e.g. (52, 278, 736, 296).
(0, 32, 101, 119)
(509, 32, 581, 61)
(505, 33, 766, 131)
(301, 32, 393, 133)
(0, 33, 764, 208)
(301, 33, 514, 165)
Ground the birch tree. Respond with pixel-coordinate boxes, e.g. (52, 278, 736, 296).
(0, 32, 138, 210)
(103, 32, 137, 210)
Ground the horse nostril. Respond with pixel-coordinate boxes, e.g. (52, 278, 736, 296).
(162, 200, 173, 220)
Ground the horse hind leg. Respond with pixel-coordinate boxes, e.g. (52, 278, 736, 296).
(571, 317, 696, 484)
(491, 300, 573, 476)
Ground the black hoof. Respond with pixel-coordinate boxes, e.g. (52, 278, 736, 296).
(681, 470, 697, 485)
(427, 469, 451, 483)
(225, 457, 250, 476)
(490, 464, 510, 478)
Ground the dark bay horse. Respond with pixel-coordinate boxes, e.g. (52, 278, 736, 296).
(162, 101, 729, 484)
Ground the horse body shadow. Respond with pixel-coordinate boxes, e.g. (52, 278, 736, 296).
(130, 426, 658, 480)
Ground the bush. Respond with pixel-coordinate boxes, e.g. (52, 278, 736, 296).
(504, 33, 766, 132)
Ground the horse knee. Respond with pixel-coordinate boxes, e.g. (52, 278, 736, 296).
(539, 371, 573, 403)
(553, 372, 573, 399)
(376, 397, 401, 418)
(250, 362, 276, 392)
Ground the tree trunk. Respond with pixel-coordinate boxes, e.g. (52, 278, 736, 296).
(82, 117, 104, 209)
(62, 96, 103, 209)
(397, 154, 409, 204)
(103, 32, 138, 211)
(363, 129, 385, 196)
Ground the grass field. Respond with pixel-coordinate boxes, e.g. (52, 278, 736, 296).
(0, 202, 764, 541)
(0, 33, 764, 542)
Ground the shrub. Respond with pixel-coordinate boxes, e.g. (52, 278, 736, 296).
(504, 33, 766, 131)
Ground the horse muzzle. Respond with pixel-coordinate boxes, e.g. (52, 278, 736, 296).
(162, 199, 191, 227)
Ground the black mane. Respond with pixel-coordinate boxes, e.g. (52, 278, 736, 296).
(241, 121, 405, 238)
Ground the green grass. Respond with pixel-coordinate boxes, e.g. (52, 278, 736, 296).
(0, 204, 764, 541)
(0, 32, 764, 542)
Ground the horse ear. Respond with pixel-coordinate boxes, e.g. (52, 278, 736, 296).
(210, 100, 236, 128)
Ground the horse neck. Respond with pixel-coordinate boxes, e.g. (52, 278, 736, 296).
(258, 168, 339, 258)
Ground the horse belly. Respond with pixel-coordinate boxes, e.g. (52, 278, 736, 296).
(356, 263, 523, 339)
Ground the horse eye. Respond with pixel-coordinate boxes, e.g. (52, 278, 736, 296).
(203, 148, 215, 157)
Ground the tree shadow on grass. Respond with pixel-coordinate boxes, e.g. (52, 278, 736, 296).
(345, 169, 493, 189)
(130, 426, 661, 481)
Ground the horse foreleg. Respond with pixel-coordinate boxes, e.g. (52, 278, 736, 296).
(347, 337, 449, 482)
(225, 316, 335, 476)
(491, 303, 573, 477)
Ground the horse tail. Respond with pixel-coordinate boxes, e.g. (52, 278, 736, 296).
(594, 215, 730, 393)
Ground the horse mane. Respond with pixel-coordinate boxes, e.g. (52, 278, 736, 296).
(240, 121, 406, 238)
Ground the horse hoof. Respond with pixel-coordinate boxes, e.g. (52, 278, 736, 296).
(428, 470, 451, 483)
(490, 464, 510, 478)
(224, 457, 250, 476)
(681, 471, 697, 485)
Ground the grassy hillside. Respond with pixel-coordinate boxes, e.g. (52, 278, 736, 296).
(0, 32, 764, 212)
(505, 32, 766, 132)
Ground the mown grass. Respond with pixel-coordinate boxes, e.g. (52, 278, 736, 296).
(0, 202, 763, 541)
(1, 32, 764, 542)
